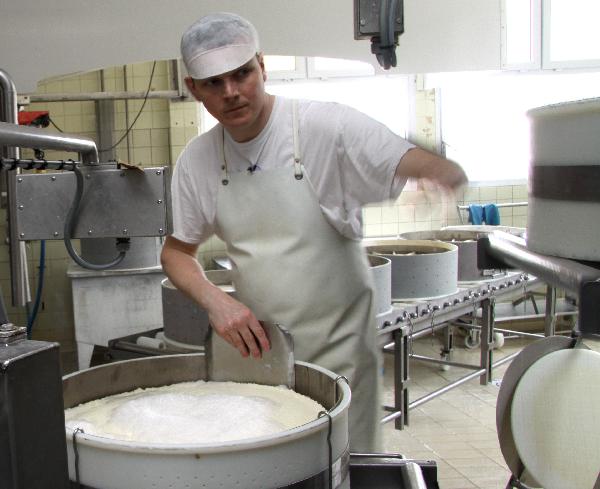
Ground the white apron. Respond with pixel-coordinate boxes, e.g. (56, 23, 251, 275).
(215, 102, 382, 452)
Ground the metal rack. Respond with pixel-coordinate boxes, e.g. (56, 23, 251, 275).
(456, 201, 528, 224)
(379, 231, 600, 430)
(479, 232, 600, 336)
(377, 272, 539, 429)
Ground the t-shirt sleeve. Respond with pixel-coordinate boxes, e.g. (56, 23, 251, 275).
(170, 148, 215, 245)
(337, 105, 415, 205)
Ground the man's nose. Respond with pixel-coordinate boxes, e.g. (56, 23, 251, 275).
(222, 79, 239, 98)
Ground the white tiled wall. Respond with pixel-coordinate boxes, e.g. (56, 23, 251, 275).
(363, 184, 528, 238)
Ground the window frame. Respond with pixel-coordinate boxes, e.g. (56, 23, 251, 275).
(541, 0, 600, 70)
(263, 56, 306, 81)
(502, 0, 600, 71)
(501, 0, 542, 70)
(306, 57, 376, 79)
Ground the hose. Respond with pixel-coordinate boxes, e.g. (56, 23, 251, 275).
(63, 165, 129, 270)
(375, 0, 399, 69)
(26, 240, 45, 338)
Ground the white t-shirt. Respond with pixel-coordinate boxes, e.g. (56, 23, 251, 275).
(171, 96, 415, 243)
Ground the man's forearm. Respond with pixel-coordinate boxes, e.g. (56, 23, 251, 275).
(395, 147, 467, 190)
(160, 236, 270, 358)
(160, 239, 220, 311)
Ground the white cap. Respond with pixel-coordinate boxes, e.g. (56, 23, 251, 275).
(181, 12, 260, 80)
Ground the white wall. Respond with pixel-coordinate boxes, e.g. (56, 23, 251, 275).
(1, 0, 501, 92)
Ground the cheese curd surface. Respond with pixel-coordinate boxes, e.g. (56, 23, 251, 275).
(65, 381, 324, 444)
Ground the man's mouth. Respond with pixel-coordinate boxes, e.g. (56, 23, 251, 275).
(225, 104, 247, 114)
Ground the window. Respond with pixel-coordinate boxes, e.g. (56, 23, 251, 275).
(543, 0, 600, 68)
(199, 57, 409, 138)
(429, 70, 600, 182)
(503, 0, 600, 70)
(267, 75, 409, 138)
(502, 0, 541, 69)
(263, 56, 305, 81)
(307, 57, 375, 78)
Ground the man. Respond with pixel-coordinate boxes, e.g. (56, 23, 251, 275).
(161, 12, 467, 452)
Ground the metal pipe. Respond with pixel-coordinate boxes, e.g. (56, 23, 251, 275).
(383, 322, 453, 350)
(382, 352, 521, 425)
(0, 121, 98, 164)
(457, 201, 528, 211)
(25, 90, 181, 103)
(409, 368, 487, 410)
(410, 354, 482, 371)
(484, 232, 600, 296)
(0, 69, 19, 128)
(403, 462, 428, 489)
(492, 351, 521, 369)
(1, 69, 27, 308)
(467, 324, 545, 340)
(381, 408, 404, 424)
(122, 66, 132, 163)
(483, 231, 600, 334)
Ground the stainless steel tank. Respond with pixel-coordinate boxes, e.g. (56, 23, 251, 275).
(63, 355, 351, 489)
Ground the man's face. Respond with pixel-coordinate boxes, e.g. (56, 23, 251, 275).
(186, 55, 268, 141)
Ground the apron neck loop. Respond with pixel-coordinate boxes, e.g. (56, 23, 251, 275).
(220, 100, 302, 183)
(220, 126, 229, 185)
(292, 100, 303, 180)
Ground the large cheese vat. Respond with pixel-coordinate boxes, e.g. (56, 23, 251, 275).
(442, 225, 525, 237)
(527, 98, 600, 261)
(400, 230, 506, 282)
(62, 355, 350, 489)
(368, 254, 393, 318)
(364, 239, 458, 300)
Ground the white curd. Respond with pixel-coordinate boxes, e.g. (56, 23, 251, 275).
(65, 381, 324, 444)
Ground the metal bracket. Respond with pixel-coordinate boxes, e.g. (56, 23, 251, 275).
(14, 166, 171, 239)
(354, 0, 404, 39)
(0, 323, 27, 345)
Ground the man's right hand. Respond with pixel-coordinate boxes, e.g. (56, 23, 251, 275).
(161, 236, 270, 359)
(206, 290, 270, 358)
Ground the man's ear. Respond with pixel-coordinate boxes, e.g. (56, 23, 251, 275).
(257, 53, 267, 82)
(184, 77, 202, 101)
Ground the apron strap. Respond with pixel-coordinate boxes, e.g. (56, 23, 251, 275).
(292, 100, 303, 180)
(220, 126, 229, 185)
(220, 99, 303, 184)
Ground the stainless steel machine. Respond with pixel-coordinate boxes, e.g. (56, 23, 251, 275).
(0, 67, 169, 489)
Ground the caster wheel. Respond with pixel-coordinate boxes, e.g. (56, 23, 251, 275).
(492, 332, 505, 349)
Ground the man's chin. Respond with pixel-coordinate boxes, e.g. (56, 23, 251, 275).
(222, 113, 251, 127)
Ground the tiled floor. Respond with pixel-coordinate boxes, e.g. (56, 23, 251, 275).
(380, 330, 599, 489)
